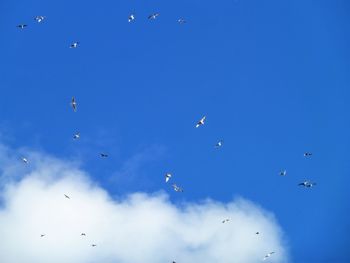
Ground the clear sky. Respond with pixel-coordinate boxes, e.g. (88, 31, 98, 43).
(0, 0, 350, 262)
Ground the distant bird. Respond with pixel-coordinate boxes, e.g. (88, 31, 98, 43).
(165, 173, 172, 183)
(215, 140, 223, 148)
(64, 194, 70, 199)
(100, 153, 108, 158)
(222, 218, 230, 223)
(256, 232, 260, 235)
(21, 157, 29, 164)
(91, 244, 97, 247)
(279, 170, 287, 176)
(71, 97, 77, 112)
(70, 42, 79, 48)
(195, 116, 206, 128)
(304, 152, 312, 157)
(178, 18, 186, 24)
(298, 181, 316, 188)
(40, 234, 45, 237)
(263, 252, 275, 261)
(172, 184, 183, 192)
(81, 233, 86, 236)
(35, 16, 45, 23)
(17, 24, 27, 29)
(148, 13, 159, 20)
(73, 132, 80, 140)
(128, 14, 135, 22)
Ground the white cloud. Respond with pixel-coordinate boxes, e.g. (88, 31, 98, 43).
(0, 146, 290, 263)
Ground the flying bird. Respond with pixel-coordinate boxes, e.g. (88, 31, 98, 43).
(73, 132, 80, 140)
(91, 244, 97, 247)
(100, 153, 108, 158)
(298, 181, 316, 188)
(195, 116, 206, 128)
(279, 170, 287, 176)
(81, 233, 86, 236)
(165, 173, 172, 183)
(222, 218, 230, 223)
(35, 16, 45, 23)
(215, 140, 223, 148)
(178, 18, 186, 24)
(128, 14, 135, 22)
(263, 252, 275, 261)
(172, 184, 183, 192)
(17, 24, 27, 29)
(70, 42, 79, 48)
(40, 234, 45, 237)
(304, 152, 312, 157)
(21, 157, 29, 164)
(64, 194, 70, 199)
(256, 232, 260, 235)
(148, 13, 159, 20)
(71, 97, 77, 112)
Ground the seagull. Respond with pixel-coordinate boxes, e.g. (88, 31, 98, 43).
(100, 153, 108, 158)
(222, 218, 230, 223)
(64, 194, 70, 199)
(17, 24, 27, 29)
(298, 181, 316, 188)
(91, 244, 97, 247)
(172, 184, 183, 192)
(195, 116, 206, 128)
(73, 132, 80, 140)
(148, 13, 159, 20)
(165, 173, 172, 183)
(178, 18, 186, 24)
(70, 42, 79, 48)
(263, 252, 275, 261)
(304, 152, 312, 157)
(128, 14, 135, 22)
(256, 232, 260, 235)
(215, 140, 223, 148)
(279, 170, 287, 176)
(40, 234, 45, 237)
(71, 97, 77, 112)
(21, 157, 29, 164)
(81, 233, 86, 236)
(35, 16, 45, 23)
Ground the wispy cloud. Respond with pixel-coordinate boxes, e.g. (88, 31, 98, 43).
(0, 144, 289, 263)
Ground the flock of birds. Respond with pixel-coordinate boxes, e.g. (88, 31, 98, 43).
(15, 13, 316, 262)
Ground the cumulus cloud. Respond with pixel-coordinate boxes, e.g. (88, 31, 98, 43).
(0, 145, 289, 263)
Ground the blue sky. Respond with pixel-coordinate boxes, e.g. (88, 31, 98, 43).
(0, 0, 350, 262)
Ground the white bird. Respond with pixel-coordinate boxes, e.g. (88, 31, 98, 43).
(17, 24, 27, 29)
(172, 184, 183, 192)
(73, 132, 80, 140)
(263, 252, 275, 261)
(279, 170, 287, 176)
(64, 194, 70, 199)
(298, 180, 316, 188)
(71, 97, 77, 112)
(21, 157, 29, 164)
(35, 16, 45, 23)
(304, 152, 312, 157)
(128, 14, 135, 22)
(195, 116, 206, 128)
(70, 42, 79, 48)
(178, 18, 186, 24)
(222, 218, 230, 223)
(165, 173, 172, 183)
(148, 13, 159, 20)
(215, 140, 223, 148)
